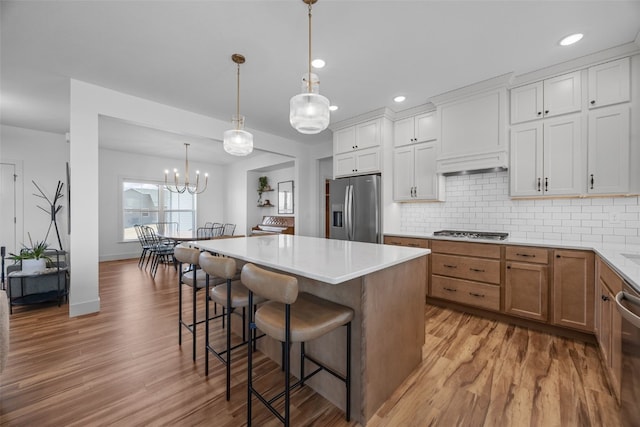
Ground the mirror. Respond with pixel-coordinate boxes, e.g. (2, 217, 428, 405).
(278, 180, 294, 214)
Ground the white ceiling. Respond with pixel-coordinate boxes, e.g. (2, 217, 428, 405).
(2, 0, 640, 161)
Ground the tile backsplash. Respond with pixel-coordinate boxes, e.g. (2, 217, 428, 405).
(400, 171, 640, 245)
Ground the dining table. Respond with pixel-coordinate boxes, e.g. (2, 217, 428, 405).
(190, 234, 430, 426)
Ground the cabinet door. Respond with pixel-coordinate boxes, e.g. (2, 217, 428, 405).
(394, 117, 415, 147)
(597, 281, 612, 366)
(414, 142, 440, 200)
(334, 126, 356, 154)
(415, 111, 438, 143)
(354, 147, 381, 175)
(552, 250, 594, 332)
(355, 119, 381, 150)
(588, 57, 630, 109)
(393, 146, 415, 201)
(505, 261, 548, 321)
(587, 105, 630, 194)
(510, 82, 543, 124)
(543, 115, 582, 196)
(334, 153, 356, 177)
(510, 122, 543, 196)
(543, 71, 582, 118)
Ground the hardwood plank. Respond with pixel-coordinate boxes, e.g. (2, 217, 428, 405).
(0, 259, 620, 426)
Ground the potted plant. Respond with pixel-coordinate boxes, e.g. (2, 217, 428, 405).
(258, 176, 269, 192)
(8, 235, 52, 274)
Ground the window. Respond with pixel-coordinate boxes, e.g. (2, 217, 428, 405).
(122, 180, 196, 241)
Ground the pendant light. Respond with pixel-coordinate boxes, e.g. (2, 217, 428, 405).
(289, 0, 330, 134)
(223, 53, 253, 156)
(164, 143, 208, 194)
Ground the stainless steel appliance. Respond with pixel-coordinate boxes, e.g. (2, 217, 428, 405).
(433, 230, 509, 240)
(329, 174, 381, 243)
(616, 284, 640, 426)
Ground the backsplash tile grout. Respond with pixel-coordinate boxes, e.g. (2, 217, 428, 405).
(399, 171, 640, 244)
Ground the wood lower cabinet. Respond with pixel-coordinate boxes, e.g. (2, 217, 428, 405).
(429, 240, 501, 312)
(552, 249, 595, 332)
(504, 246, 549, 322)
(595, 257, 623, 402)
(383, 235, 429, 248)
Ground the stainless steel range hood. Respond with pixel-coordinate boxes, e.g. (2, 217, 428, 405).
(441, 166, 507, 177)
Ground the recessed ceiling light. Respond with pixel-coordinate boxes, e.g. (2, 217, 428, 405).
(329, 105, 338, 111)
(394, 95, 406, 103)
(312, 59, 326, 68)
(559, 33, 583, 46)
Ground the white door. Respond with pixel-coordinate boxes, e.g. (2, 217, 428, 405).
(510, 123, 543, 196)
(543, 71, 582, 118)
(393, 117, 415, 147)
(414, 142, 439, 200)
(393, 146, 415, 201)
(510, 82, 543, 124)
(415, 111, 438, 143)
(543, 115, 582, 196)
(0, 163, 17, 255)
(355, 119, 380, 150)
(588, 57, 630, 109)
(588, 105, 630, 194)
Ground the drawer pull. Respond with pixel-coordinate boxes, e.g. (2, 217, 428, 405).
(469, 292, 485, 298)
(516, 253, 535, 258)
(469, 268, 485, 273)
(408, 243, 420, 247)
(443, 264, 458, 269)
(443, 287, 457, 292)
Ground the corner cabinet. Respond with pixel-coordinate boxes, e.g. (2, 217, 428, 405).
(552, 249, 595, 332)
(333, 117, 386, 178)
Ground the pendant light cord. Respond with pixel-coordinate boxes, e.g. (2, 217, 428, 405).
(236, 62, 241, 129)
(307, 1, 312, 93)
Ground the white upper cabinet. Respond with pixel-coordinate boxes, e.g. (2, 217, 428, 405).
(334, 147, 381, 178)
(587, 105, 630, 194)
(334, 118, 381, 155)
(510, 71, 581, 124)
(588, 57, 631, 109)
(510, 114, 583, 197)
(393, 111, 438, 147)
(393, 142, 443, 201)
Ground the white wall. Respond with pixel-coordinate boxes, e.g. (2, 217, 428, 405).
(0, 125, 69, 253)
(98, 148, 227, 261)
(247, 164, 295, 230)
(400, 170, 640, 244)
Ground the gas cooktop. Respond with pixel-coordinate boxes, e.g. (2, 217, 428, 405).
(433, 230, 509, 240)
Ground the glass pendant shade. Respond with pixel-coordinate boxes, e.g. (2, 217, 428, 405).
(290, 72, 330, 134)
(223, 115, 253, 156)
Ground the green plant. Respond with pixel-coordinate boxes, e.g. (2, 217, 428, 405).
(259, 176, 268, 191)
(8, 234, 52, 264)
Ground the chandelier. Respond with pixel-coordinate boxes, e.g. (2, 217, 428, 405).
(223, 53, 254, 156)
(289, 0, 330, 134)
(164, 143, 208, 194)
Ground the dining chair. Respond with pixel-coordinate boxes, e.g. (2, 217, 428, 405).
(222, 223, 236, 236)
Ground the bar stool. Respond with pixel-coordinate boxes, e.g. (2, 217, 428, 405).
(174, 245, 225, 361)
(199, 252, 264, 400)
(242, 263, 353, 426)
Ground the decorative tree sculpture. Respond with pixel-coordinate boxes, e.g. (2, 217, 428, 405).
(33, 180, 64, 250)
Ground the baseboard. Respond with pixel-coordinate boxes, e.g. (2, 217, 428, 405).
(100, 252, 140, 262)
(69, 298, 100, 317)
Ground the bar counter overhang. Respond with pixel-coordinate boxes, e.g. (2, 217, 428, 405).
(191, 234, 430, 425)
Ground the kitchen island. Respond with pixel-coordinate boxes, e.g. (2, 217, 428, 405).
(191, 234, 430, 425)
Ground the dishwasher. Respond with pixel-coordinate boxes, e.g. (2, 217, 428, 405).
(616, 284, 640, 426)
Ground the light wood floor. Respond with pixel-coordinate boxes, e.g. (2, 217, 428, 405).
(0, 259, 620, 426)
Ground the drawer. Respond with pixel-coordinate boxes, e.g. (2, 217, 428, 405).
(505, 246, 549, 264)
(431, 240, 501, 259)
(431, 275, 500, 311)
(432, 254, 501, 284)
(384, 236, 428, 249)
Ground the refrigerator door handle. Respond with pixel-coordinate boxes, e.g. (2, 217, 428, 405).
(344, 184, 350, 240)
(347, 184, 354, 240)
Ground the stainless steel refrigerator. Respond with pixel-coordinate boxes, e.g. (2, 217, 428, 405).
(329, 174, 381, 243)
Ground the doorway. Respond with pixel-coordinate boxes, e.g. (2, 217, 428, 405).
(0, 162, 17, 254)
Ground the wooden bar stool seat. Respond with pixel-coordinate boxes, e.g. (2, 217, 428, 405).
(242, 263, 353, 426)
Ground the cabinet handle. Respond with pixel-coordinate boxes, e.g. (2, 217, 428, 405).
(545, 110, 549, 115)
(413, 186, 417, 197)
(516, 253, 535, 258)
(590, 174, 594, 190)
(443, 287, 457, 292)
(469, 268, 485, 273)
(507, 265, 511, 269)
(443, 264, 458, 269)
(537, 178, 541, 192)
(408, 243, 420, 247)
(537, 111, 542, 116)
(602, 295, 610, 302)
(545, 177, 549, 192)
(469, 292, 485, 298)
(590, 100, 596, 105)
(556, 254, 561, 258)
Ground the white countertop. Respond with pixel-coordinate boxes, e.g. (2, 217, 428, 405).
(191, 234, 430, 285)
(386, 232, 640, 293)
